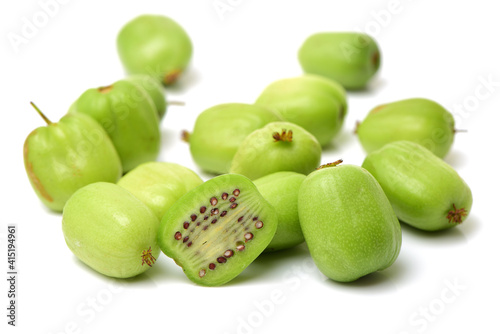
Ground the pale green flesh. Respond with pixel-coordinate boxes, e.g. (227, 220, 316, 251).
(117, 14, 192, 84)
(298, 165, 401, 282)
(230, 121, 322, 180)
(254, 171, 306, 252)
(24, 113, 122, 212)
(62, 182, 160, 278)
(255, 75, 348, 146)
(189, 103, 282, 174)
(117, 162, 203, 220)
(357, 98, 455, 158)
(362, 141, 473, 231)
(298, 32, 380, 90)
(70, 80, 160, 172)
(159, 174, 278, 286)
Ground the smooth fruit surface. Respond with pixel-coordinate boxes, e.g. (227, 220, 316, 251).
(126, 74, 167, 119)
(362, 141, 473, 231)
(298, 163, 401, 282)
(70, 79, 160, 172)
(62, 182, 160, 278)
(230, 121, 322, 180)
(117, 14, 192, 85)
(356, 98, 455, 158)
(24, 111, 122, 212)
(298, 32, 381, 90)
(188, 103, 282, 174)
(254, 171, 306, 252)
(255, 75, 347, 147)
(117, 162, 203, 220)
(158, 174, 278, 286)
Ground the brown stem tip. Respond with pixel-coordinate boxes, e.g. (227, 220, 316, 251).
(272, 129, 293, 142)
(317, 159, 343, 170)
(141, 247, 156, 267)
(446, 204, 468, 224)
(181, 130, 190, 143)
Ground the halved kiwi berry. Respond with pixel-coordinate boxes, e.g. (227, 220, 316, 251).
(158, 174, 278, 286)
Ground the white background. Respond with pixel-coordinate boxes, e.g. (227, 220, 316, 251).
(1, 0, 499, 333)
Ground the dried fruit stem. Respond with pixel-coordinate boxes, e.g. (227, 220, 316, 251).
(30, 102, 52, 125)
(272, 129, 293, 142)
(97, 85, 113, 94)
(141, 247, 156, 267)
(168, 100, 186, 106)
(317, 159, 343, 170)
(181, 130, 190, 142)
(446, 204, 467, 224)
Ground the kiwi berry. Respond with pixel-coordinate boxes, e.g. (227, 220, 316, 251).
(158, 174, 278, 286)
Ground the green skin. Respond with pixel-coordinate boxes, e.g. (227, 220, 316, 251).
(230, 121, 322, 180)
(70, 79, 161, 173)
(298, 164, 401, 282)
(117, 14, 193, 85)
(158, 174, 278, 286)
(254, 172, 306, 252)
(298, 32, 381, 90)
(126, 74, 167, 119)
(357, 98, 455, 158)
(24, 112, 122, 212)
(362, 141, 473, 231)
(62, 182, 160, 278)
(188, 103, 282, 174)
(255, 75, 348, 147)
(117, 162, 203, 220)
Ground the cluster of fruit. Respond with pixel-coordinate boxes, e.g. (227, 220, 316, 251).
(24, 14, 472, 287)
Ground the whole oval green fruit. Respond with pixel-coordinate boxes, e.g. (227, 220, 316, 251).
(125, 74, 167, 120)
(62, 182, 160, 278)
(229, 121, 322, 180)
(255, 75, 347, 147)
(298, 162, 401, 282)
(254, 171, 306, 252)
(70, 79, 161, 172)
(356, 98, 455, 158)
(298, 32, 381, 90)
(362, 141, 473, 231)
(24, 105, 122, 212)
(187, 103, 282, 174)
(117, 14, 193, 85)
(117, 162, 204, 220)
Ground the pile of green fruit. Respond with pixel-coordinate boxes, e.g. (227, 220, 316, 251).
(23, 15, 472, 286)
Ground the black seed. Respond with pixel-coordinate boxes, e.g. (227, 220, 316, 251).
(222, 192, 228, 200)
(187, 242, 192, 247)
(183, 222, 190, 229)
(174, 232, 182, 240)
(199, 269, 206, 277)
(200, 206, 207, 213)
(230, 203, 238, 209)
(210, 197, 218, 206)
(183, 236, 189, 243)
(209, 263, 216, 270)
(233, 189, 240, 196)
(244, 232, 253, 241)
(236, 244, 245, 251)
(190, 214, 197, 221)
(221, 211, 227, 217)
(253, 217, 258, 221)
(211, 219, 217, 224)
(204, 215, 209, 220)
(196, 222, 201, 226)
(203, 225, 209, 231)
(224, 250, 234, 258)
(217, 257, 227, 264)
(255, 221, 263, 229)
(238, 216, 244, 222)
(211, 208, 219, 216)
(229, 197, 236, 203)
